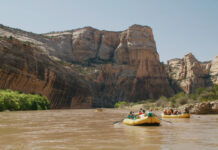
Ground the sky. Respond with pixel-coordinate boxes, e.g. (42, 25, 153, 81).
(0, 0, 217, 62)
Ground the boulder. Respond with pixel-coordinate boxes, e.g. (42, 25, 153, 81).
(180, 100, 218, 114)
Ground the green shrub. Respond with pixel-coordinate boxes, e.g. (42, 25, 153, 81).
(114, 101, 127, 108)
(9, 35, 13, 40)
(195, 87, 206, 95)
(177, 97, 188, 105)
(0, 89, 50, 111)
(156, 96, 169, 107)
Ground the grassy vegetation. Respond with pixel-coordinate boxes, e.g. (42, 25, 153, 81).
(114, 85, 218, 109)
(114, 101, 128, 108)
(0, 89, 50, 111)
(70, 64, 99, 75)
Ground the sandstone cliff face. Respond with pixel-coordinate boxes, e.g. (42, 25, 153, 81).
(166, 53, 211, 93)
(0, 37, 92, 109)
(91, 25, 174, 107)
(0, 24, 176, 107)
(210, 55, 218, 84)
(71, 27, 120, 62)
(0, 24, 121, 64)
(0, 25, 191, 108)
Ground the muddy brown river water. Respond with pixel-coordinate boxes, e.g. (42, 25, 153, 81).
(0, 109, 218, 150)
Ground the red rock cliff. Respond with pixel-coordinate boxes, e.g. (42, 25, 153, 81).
(166, 53, 212, 93)
(0, 37, 92, 108)
(91, 25, 174, 107)
(0, 24, 177, 108)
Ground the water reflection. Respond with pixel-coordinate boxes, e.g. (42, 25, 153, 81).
(121, 125, 162, 150)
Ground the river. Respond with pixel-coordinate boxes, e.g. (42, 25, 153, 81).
(0, 109, 217, 150)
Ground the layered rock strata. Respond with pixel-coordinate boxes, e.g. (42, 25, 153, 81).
(0, 37, 92, 109)
(92, 25, 174, 107)
(210, 55, 218, 84)
(4, 24, 218, 108)
(166, 53, 211, 93)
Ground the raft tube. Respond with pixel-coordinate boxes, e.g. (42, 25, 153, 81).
(161, 113, 190, 118)
(122, 116, 160, 126)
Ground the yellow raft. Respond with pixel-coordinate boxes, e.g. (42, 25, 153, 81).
(122, 116, 160, 126)
(161, 113, 190, 118)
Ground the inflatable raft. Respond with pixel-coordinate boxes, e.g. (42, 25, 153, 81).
(161, 113, 190, 118)
(122, 116, 160, 126)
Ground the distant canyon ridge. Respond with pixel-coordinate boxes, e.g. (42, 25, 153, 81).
(0, 24, 217, 108)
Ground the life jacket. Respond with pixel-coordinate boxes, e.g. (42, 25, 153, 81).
(138, 112, 143, 115)
(147, 112, 152, 117)
(168, 109, 172, 115)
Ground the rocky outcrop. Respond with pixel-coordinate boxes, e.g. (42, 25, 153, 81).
(166, 53, 212, 93)
(180, 100, 218, 114)
(0, 24, 175, 107)
(5, 24, 218, 108)
(92, 25, 174, 107)
(0, 24, 121, 64)
(0, 37, 92, 109)
(71, 27, 120, 62)
(210, 55, 218, 84)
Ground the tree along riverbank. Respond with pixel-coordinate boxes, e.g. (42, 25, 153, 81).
(0, 89, 50, 111)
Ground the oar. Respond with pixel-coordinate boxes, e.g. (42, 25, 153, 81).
(153, 114, 172, 124)
(113, 118, 124, 124)
(159, 118, 172, 124)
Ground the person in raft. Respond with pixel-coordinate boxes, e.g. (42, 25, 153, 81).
(138, 108, 143, 115)
(173, 109, 178, 115)
(127, 111, 135, 119)
(183, 108, 189, 114)
(147, 110, 153, 117)
(167, 109, 172, 115)
(138, 108, 146, 118)
(163, 109, 167, 115)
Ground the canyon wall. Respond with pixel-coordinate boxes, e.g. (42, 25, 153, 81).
(0, 24, 217, 108)
(210, 55, 218, 84)
(0, 37, 92, 109)
(91, 25, 174, 107)
(166, 53, 216, 94)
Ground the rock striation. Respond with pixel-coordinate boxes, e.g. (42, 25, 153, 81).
(92, 25, 174, 107)
(166, 53, 212, 93)
(0, 24, 175, 107)
(210, 55, 218, 84)
(0, 37, 92, 109)
(1, 24, 217, 108)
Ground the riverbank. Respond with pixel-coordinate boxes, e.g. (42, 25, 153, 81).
(114, 85, 218, 114)
(117, 100, 218, 114)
